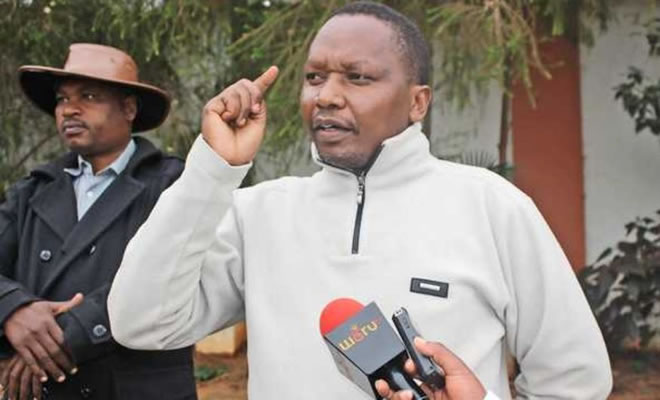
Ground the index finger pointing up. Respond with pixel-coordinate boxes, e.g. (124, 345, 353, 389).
(254, 65, 279, 94)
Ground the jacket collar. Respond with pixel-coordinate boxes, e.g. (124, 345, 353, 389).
(311, 122, 431, 182)
(31, 136, 161, 181)
(63, 138, 137, 178)
(31, 136, 162, 295)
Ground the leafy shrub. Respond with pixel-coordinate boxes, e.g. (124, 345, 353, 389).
(579, 213, 660, 350)
(194, 364, 228, 382)
(614, 67, 660, 136)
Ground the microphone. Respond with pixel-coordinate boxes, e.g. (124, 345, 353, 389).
(319, 298, 428, 399)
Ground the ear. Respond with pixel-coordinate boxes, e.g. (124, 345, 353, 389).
(121, 95, 138, 123)
(408, 85, 432, 124)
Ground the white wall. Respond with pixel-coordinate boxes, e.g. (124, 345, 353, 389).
(429, 82, 503, 164)
(581, 0, 660, 264)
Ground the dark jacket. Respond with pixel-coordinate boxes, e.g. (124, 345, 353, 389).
(0, 137, 196, 399)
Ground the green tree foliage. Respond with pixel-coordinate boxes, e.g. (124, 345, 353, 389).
(427, 0, 611, 164)
(0, 0, 613, 198)
(0, 0, 235, 199)
(229, 0, 612, 170)
(428, 0, 611, 107)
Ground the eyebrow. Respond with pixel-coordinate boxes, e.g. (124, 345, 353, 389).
(304, 58, 382, 72)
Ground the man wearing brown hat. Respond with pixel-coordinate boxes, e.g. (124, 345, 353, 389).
(0, 44, 196, 399)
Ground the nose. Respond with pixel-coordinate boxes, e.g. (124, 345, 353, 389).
(316, 75, 345, 109)
(58, 100, 81, 117)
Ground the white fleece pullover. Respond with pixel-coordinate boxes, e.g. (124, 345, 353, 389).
(109, 123, 612, 399)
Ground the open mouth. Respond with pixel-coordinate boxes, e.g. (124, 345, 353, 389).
(312, 118, 354, 134)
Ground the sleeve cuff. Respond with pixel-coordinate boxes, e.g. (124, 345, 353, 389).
(185, 134, 252, 182)
(0, 288, 39, 327)
(56, 309, 114, 365)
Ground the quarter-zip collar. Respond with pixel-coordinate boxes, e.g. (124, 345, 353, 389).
(310, 122, 430, 254)
(311, 122, 430, 182)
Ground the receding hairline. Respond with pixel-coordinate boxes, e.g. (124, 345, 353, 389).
(319, 13, 401, 45)
(307, 14, 404, 67)
(325, 2, 431, 85)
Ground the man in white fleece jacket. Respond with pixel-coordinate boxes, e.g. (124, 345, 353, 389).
(107, 2, 612, 399)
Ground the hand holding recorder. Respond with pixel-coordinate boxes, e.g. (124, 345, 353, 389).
(320, 299, 487, 400)
(374, 337, 487, 400)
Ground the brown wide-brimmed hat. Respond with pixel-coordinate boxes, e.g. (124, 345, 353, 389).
(18, 43, 171, 132)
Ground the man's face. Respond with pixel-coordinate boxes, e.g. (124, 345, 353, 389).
(300, 14, 429, 170)
(55, 79, 136, 158)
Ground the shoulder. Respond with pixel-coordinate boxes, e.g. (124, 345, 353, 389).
(1, 168, 54, 215)
(12, 155, 69, 194)
(2, 175, 38, 205)
(132, 137, 184, 180)
(152, 154, 185, 177)
(233, 175, 310, 206)
(428, 160, 549, 240)
(237, 175, 309, 194)
(430, 158, 531, 207)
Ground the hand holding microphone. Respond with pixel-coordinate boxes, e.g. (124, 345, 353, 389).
(319, 298, 429, 399)
(319, 298, 487, 400)
(375, 337, 487, 400)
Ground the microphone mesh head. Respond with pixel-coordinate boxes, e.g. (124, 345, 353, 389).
(319, 298, 364, 335)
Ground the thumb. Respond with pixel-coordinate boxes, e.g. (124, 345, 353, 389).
(50, 293, 84, 315)
(414, 337, 469, 375)
(253, 65, 279, 95)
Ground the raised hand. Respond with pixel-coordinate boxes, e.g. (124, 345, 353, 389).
(375, 337, 487, 400)
(201, 66, 279, 165)
(3, 293, 84, 383)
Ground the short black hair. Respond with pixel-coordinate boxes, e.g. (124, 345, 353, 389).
(329, 1, 431, 85)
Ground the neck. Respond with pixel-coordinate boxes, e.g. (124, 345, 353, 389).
(336, 145, 384, 176)
(84, 139, 131, 175)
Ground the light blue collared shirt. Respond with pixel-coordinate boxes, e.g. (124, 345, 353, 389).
(64, 139, 136, 220)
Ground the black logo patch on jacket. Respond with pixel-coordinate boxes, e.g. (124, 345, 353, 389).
(410, 278, 449, 298)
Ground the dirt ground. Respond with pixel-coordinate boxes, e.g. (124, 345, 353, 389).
(194, 348, 660, 400)
(609, 352, 660, 400)
(195, 349, 248, 400)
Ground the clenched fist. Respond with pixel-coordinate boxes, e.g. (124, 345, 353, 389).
(202, 66, 279, 165)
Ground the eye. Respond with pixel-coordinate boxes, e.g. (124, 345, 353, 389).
(82, 92, 97, 101)
(347, 72, 371, 84)
(305, 72, 324, 85)
(55, 94, 68, 104)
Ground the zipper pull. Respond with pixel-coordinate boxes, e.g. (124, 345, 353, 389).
(357, 174, 365, 205)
